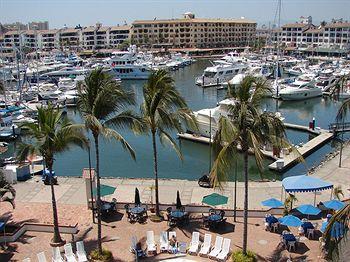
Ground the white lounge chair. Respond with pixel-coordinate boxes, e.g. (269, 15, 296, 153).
(64, 243, 77, 262)
(160, 231, 168, 252)
(208, 236, 223, 259)
(37, 252, 47, 262)
(188, 231, 200, 255)
(168, 231, 177, 252)
(52, 247, 64, 262)
(217, 238, 231, 261)
(199, 233, 212, 257)
(76, 241, 88, 262)
(146, 231, 157, 254)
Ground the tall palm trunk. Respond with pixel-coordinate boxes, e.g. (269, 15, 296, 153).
(151, 131, 160, 216)
(93, 134, 102, 254)
(242, 146, 249, 255)
(48, 159, 63, 244)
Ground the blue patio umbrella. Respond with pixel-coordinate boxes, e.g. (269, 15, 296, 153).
(261, 198, 284, 208)
(320, 221, 345, 239)
(323, 200, 345, 211)
(279, 215, 302, 227)
(296, 204, 321, 216)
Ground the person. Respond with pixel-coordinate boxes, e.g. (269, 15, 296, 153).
(169, 235, 178, 254)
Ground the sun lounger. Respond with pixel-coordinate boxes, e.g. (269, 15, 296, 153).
(52, 247, 64, 262)
(64, 243, 77, 262)
(216, 238, 231, 261)
(199, 233, 212, 257)
(76, 241, 88, 262)
(160, 231, 168, 252)
(208, 236, 223, 259)
(146, 230, 157, 254)
(37, 252, 47, 262)
(188, 231, 200, 255)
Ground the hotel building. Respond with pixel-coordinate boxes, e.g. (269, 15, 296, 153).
(131, 13, 257, 48)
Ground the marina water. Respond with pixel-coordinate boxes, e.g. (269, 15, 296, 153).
(4, 60, 346, 182)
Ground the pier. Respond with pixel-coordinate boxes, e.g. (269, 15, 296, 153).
(178, 123, 335, 172)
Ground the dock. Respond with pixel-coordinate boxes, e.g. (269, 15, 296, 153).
(178, 123, 334, 172)
(268, 131, 334, 171)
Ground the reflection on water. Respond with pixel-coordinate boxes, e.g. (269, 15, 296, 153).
(7, 60, 349, 182)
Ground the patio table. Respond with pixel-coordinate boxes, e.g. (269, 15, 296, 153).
(301, 221, 314, 232)
(208, 214, 222, 222)
(283, 233, 296, 244)
(130, 206, 145, 214)
(171, 210, 185, 218)
(266, 215, 278, 226)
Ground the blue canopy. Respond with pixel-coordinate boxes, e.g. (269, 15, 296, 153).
(279, 215, 302, 227)
(323, 200, 345, 211)
(261, 198, 284, 208)
(297, 204, 321, 216)
(320, 221, 345, 238)
(282, 175, 333, 193)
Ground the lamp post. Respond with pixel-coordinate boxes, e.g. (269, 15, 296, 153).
(87, 138, 95, 223)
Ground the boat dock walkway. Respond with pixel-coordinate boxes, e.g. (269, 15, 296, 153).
(178, 122, 334, 172)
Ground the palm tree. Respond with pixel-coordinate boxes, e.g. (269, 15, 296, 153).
(333, 185, 344, 200)
(210, 75, 292, 255)
(17, 106, 87, 244)
(0, 170, 16, 208)
(323, 203, 350, 260)
(77, 68, 142, 254)
(140, 69, 197, 217)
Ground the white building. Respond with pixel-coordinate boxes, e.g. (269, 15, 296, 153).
(38, 29, 60, 50)
(59, 27, 82, 51)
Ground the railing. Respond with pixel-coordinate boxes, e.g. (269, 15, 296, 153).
(329, 122, 350, 132)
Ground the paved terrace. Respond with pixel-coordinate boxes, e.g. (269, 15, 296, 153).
(12, 145, 350, 211)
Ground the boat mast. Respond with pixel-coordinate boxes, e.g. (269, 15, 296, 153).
(275, 0, 282, 111)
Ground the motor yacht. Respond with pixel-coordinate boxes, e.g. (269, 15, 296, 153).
(315, 69, 339, 92)
(190, 98, 237, 137)
(195, 61, 248, 87)
(279, 74, 322, 101)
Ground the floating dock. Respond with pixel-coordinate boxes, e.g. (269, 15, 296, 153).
(178, 123, 334, 172)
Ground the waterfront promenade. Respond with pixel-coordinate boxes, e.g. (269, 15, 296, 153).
(12, 145, 350, 210)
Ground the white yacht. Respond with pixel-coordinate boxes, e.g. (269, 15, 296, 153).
(107, 45, 153, 80)
(279, 74, 322, 101)
(191, 98, 237, 137)
(41, 66, 90, 79)
(195, 61, 248, 87)
(315, 69, 339, 92)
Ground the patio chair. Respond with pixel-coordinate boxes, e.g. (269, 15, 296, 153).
(271, 222, 279, 232)
(146, 231, 157, 254)
(216, 238, 231, 261)
(288, 241, 296, 252)
(188, 231, 200, 255)
(76, 241, 88, 262)
(166, 207, 172, 215)
(52, 247, 64, 262)
(208, 236, 223, 259)
(307, 228, 315, 239)
(160, 231, 169, 252)
(37, 252, 47, 262)
(64, 243, 77, 262)
(199, 233, 212, 257)
(130, 236, 146, 258)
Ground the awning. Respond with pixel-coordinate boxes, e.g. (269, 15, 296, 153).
(282, 175, 333, 193)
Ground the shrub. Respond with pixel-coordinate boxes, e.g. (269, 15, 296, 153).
(231, 250, 257, 262)
(90, 248, 113, 261)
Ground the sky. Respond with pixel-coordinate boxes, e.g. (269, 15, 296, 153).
(0, 0, 349, 29)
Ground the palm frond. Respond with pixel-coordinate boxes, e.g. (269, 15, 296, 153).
(101, 127, 136, 160)
(158, 128, 183, 160)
